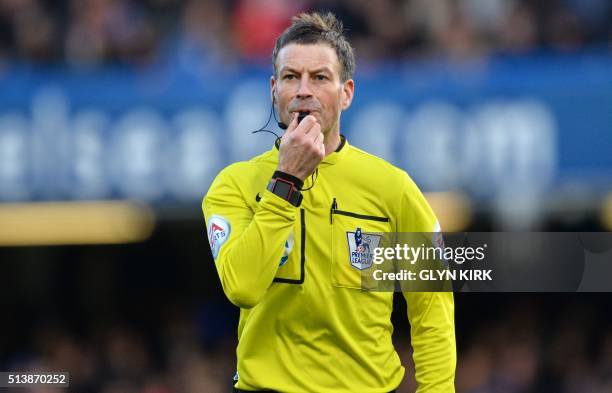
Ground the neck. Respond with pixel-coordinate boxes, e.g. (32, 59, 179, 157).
(324, 131, 341, 156)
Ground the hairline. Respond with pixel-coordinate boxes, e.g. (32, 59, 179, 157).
(273, 42, 346, 82)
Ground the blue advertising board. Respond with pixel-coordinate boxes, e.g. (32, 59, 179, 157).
(0, 52, 610, 203)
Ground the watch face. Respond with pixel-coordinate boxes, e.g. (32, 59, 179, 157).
(274, 180, 292, 198)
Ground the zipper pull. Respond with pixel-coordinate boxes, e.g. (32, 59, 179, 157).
(330, 198, 337, 224)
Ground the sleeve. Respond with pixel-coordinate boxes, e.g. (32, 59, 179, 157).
(398, 172, 457, 392)
(202, 165, 296, 309)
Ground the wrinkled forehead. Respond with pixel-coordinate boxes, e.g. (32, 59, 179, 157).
(275, 43, 341, 76)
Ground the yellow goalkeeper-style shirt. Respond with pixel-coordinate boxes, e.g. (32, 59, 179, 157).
(203, 137, 456, 392)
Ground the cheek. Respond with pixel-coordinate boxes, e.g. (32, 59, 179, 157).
(328, 95, 343, 114)
(278, 92, 292, 109)
(321, 102, 341, 126)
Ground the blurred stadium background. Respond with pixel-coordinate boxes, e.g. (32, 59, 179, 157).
(0, 0, 611, 392)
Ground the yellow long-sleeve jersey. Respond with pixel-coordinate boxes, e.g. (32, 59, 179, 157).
(203, 137, 456, 392)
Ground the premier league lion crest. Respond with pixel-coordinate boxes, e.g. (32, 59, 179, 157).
(346, 227, 382, 270)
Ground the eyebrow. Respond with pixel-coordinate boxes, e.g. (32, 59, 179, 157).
(312, 67, 333, 75)
(279, 66, 298, 74)
(279, 66, 334, 75)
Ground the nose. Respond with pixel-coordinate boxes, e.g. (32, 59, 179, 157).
(296, 76, 313, 99)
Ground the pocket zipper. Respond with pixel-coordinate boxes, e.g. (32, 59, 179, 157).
(330, 198, 389, 224)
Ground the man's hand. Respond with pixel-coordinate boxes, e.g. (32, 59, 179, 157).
(277, 113, 325, 181)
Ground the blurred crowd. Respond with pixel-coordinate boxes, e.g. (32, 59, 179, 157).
(4, 297, 612, 393)
(0, 0, 611, 68)
(4, 303, 238, 393)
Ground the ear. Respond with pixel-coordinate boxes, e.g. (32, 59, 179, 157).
(340, 79, 355, 111)
(270, 76, 277, 105)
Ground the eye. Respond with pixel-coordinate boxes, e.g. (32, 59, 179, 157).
(315, 74, 328, 81)
(283, 74, 296, 80)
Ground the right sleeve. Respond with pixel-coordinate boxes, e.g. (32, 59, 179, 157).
(202, 167, 297, 309)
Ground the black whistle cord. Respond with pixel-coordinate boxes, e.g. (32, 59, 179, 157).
(250, 100, 281, 145)
(301, 168, 318, 191)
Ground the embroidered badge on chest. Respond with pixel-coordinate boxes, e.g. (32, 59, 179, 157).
(346, 227, 382, 270)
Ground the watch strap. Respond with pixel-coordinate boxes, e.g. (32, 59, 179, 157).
(267, 176, 303, 207)
(272, 170, 304, 190)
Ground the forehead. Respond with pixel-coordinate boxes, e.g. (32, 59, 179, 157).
(276, 43, 341, 74)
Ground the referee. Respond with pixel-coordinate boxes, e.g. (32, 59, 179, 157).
(203, 12, 456, 393)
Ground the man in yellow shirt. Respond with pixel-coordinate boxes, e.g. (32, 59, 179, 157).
(203, 12, 455, 393)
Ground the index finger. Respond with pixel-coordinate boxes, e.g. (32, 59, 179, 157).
(286, 112, 300, 133)
(294, 114, 319, 135)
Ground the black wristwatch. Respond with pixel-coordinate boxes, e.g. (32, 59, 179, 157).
(267, 174, 303, 207)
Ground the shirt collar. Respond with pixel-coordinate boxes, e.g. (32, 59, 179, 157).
(321, 134, 348, 166)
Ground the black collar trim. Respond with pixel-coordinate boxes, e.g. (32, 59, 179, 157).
(335, 135, 346, 152)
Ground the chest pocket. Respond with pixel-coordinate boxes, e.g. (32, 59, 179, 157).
(331, 206, 391, 289)
(273, 208, 305, 284)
